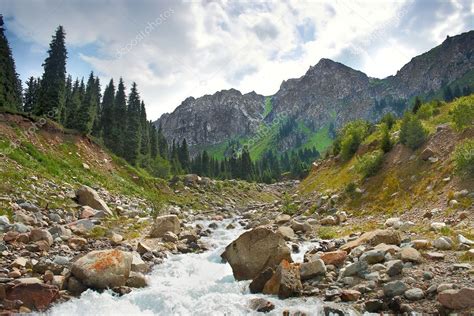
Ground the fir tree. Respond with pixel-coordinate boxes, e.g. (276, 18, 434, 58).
(75, 72, 99, 134)
(100, 79, 115, 148)
(110, 78, 127, 156)
(23, 77, 40, 113)
(65, 79, 81, 129)
(178, 139, 190, 171)
(0, 15, 22, 110)
(35, 25, 67, 120)
(412, 96, 422, 114)
(123, 82, 141, 164)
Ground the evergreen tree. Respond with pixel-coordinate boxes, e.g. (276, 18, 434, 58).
(110, 78, 127, 155)
(443, 86, 454, 102)
(240, 147, 252, 180)
(0, 15, 22, 111)
(100, 79, 115, 148)
(91, 77, 102, 136)
(412, 96, 422, 114)
(123, 82, 141, 164)
(149, 123, 159, 158)
(380, 124, 392, 153)
(399, 112, 427, 150)
(139, 101, 150, 157)
(75, 72, 99, 134)
(35, 25, 67, 120)
(178, 139, 190, 171)
(23, 77, 40, 113)
(157, 124, 168, 159)
(61, 75, 72, 124)
(65, 79, 81, 129)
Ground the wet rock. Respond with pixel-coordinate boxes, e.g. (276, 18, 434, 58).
(71, 249, 133, 289)
(249, 267, 275, 294)
(263, 260, 302, 299)
(300, 259, 326, 280)
(221, 227, 292, 280)
(126, 271, 147, 288)
(131, 252, 149, 273)
(437, 287, 474, 310)
(75, 185, 112, 216)
(319, 250, 347, 266)
(400, 247, 422, 263)
(6, 283, 59, 311)
(149, 215, 181, 238)
(340, 229, 401, 252)
(249, 298, 275, 313)
(405, 288, 424, 301)
(66, 276, 87, 296)
(383, 280, 407, 297)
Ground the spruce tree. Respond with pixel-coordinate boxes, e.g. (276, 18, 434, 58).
(178, 139, 190, 171)
(110, 78, 127, 156)
(123, 82, 141, 164)
(91, 77, 102, 137)
(0, 15, 22, 111)
(139, 101, 150, 157)
(149, 123, 159, 158)
(100, 79, 115, 148)
(412, 96, 422, 114)
(61, 75, 72, 124)
(23, 77, 40, 113)
(35, 25, 67, 120)
(65, 79, 81, 129)
(75, 72, 98, 134)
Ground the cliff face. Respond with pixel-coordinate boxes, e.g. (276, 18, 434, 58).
(156, 30, 474, 153)
(156, 89, 265, 150)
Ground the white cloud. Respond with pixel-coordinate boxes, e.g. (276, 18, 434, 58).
(2, 0, 473, 119)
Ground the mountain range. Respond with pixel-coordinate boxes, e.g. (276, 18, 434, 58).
(156, 30, 474, 158)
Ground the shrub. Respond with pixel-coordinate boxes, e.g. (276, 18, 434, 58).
(399, 113, 428, 150)
(451, 97, 474, 131)
(453, 139, 474, 177)
(282, 192, 297, 215)
(380, 124, 393, 153)
(336, 120, 370, 161)
(416, 103, 434, 120)
(356, 150, 384, 178)
(381, 113, 395, 130)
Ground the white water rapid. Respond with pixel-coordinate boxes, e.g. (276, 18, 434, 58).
(46, 219, 349, 316)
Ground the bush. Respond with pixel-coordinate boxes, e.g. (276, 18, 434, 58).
(451, 97, 474, 131)
(336, 120, 370, 161)
(453, 139, 474, 177)
(416, 103, 434, 120)
(399, 113, 428, 150)
(381, 113, 395, 130)
(380, 124, 393, 153)
(356, 150, 384, 178)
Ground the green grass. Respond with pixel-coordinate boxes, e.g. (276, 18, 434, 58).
(263, 96, 273, 118)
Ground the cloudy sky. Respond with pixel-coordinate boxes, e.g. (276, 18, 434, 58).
(2, 0, 473, 120)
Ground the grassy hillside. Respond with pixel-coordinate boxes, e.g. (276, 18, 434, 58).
(0, 110, 278, 216)
(299, 95, 474, 219)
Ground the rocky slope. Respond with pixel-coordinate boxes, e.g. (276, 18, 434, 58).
(156, 30, 474, 155)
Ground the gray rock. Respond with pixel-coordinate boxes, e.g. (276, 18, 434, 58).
(75, 185, 112, 216)
(300, 259, 326, 280)
(405, 288, 424, 300)
(360, 249, 385, 264)
(149, 215, 181, 238)
(383, 280, 408, 297)
(433, 237, 453, 250)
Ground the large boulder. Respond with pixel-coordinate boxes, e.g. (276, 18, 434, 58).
(437, 288, 474, 310)
(75, 185, 112, 216)
(71, 249, 133, 289)
(319, 250, 347, 266)
(341, 229, 402, 252)
(262, 260, 302, 299)
(6, 283, 59, 311)
(300, 259, 326, 280)
(149, 215, 181, 238)
(221, 227, 292, 280)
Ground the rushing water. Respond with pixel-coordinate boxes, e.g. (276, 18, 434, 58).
(47, 219, 341, 316)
